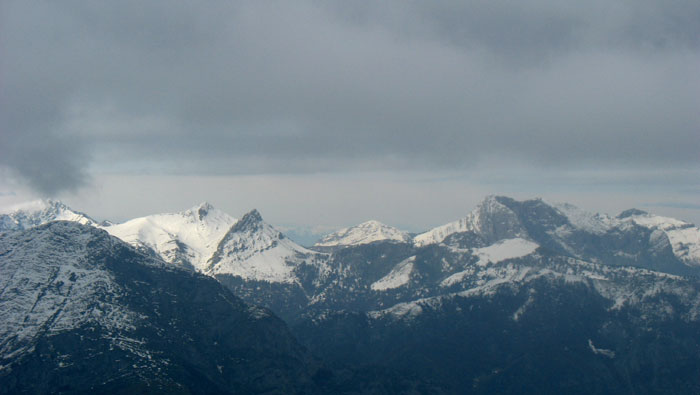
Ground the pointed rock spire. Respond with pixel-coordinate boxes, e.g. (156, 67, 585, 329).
(229, 209, 264, 233)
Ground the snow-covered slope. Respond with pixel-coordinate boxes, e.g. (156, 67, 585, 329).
(0, 199, 97, 232)
(104, 202, 236, 271)
(315, 220, 411, 247)
(206, 209, 325, 283)
(0, 222, 143, 361)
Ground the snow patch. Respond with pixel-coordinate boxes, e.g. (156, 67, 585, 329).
(473, 238, 539, 266)
(371, 256, 415, 291)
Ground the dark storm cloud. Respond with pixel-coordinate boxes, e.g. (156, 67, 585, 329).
(1, 0, 698, 193)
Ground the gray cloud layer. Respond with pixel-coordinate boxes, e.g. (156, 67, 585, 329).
(1, 0, 698, 194)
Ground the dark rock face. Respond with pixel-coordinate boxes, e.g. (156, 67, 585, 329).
(214, 275, 311, 323)
(227, 209, 265, 234)
(0, 222, 318, 394)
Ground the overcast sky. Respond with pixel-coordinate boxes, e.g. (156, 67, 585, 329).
(1, 0, 699, 234)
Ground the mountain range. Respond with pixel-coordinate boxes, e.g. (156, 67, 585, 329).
(0, 221, 320, 393)
(2, 196, 700, 393)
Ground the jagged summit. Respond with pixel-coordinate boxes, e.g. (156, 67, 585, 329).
(177, 201, 221, 222)
(413, 195, 528, 247)
(315, 220, 411, 247)
(186, 201, 216, 220)
(414, 194, 615, 247)
(198, 201, 214, 210)
(3, 195, 699, 275)
(229, 209, 265, 233)
(205, 208, 323, 283)
(0, 199, 97, 232)
(244, 208, 263, 221)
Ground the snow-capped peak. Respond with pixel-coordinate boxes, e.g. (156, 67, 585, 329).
(103, 203, 236, 271)
(0, 199, 97, 232)
(205, 209, 321, 283)
(315, 220, 411, 247)
(413, 195, 524, 246)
